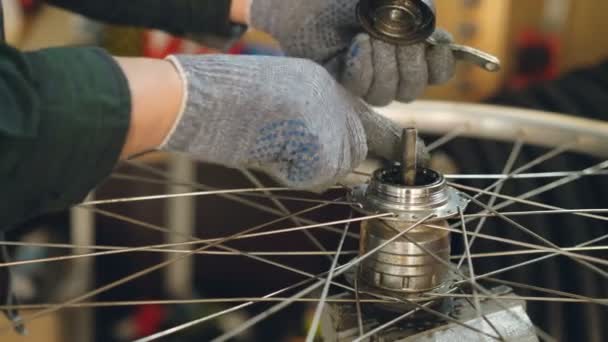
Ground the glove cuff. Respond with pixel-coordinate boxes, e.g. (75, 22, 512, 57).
(160, 56, 190, 149)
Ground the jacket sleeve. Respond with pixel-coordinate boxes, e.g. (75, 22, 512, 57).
(46, 0, 239, 38)
(0, 43, 131, 231)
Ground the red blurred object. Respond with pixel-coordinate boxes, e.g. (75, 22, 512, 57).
(20, 0, 42, 13)
(509, 29, 561, 90)
(143, 30, 243, 59)
(134, 305, 166, 338)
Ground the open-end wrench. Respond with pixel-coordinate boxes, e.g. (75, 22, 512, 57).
(357, 0, 501, 72)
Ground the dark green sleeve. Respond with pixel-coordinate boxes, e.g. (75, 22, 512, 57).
(0, 44, 131, 231)
(46, 0, 239, 38)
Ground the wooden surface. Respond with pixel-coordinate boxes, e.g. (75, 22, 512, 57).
(3, 311, 61, 342)
(425, 0, 511, 102)
(561, 0, 608, 72)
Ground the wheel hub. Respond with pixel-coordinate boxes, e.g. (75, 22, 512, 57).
(348, 129, 469, 313)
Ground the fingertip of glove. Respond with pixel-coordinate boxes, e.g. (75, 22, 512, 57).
(365, 95, 394, 107)
(342, 34, 374, 98)
(346, 34, 372, 65)
(426, 29, 457, 85)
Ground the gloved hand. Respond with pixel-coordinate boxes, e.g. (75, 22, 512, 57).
(161, 54, 406, 190)
(250, 0, 456, 106)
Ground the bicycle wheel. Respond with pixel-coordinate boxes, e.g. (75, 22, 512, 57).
(2, 101, 608, 342)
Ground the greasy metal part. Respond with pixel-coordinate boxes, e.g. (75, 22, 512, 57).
(357, 0, 501, 72)
(375, 100, 608, 158)
(350, 167, 467, 221)
(402, 128, 419, 185)
(349, 161, 467, 315)
(358, 219, 452, 301)
(426, 37, 501, 72)
(321, 286, 538, 341)
(357, 0, 436, 45)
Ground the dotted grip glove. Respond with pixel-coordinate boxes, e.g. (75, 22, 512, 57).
(161, 55, 409, 190)
(251, 0, 456, 106)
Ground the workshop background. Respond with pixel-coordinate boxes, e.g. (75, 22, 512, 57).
(3, 0, 608, 341)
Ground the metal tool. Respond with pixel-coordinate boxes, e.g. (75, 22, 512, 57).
(427, 36, 502, 72)
(357, 0, 502, 72)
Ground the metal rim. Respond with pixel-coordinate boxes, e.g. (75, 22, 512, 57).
(376, 100, 608, 157)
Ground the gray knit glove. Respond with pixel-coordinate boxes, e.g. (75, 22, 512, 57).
(251, 0, 456, 106)
(161, 54, 407, 190)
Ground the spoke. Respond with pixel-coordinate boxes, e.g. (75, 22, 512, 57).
(451, 183, 608, 223)
(114, 171, 351, 206)
(354, 267, 365, 338)
(0, 244, 360, 268)
(81, 187, 294, 205)
(80, 188, 353, 207)
(512, 159, 608, 205)
(211, 215, 434, 342)
(451, 246, 608, 260)
(93, 199, 363, 244)
(240, 170, 332, 261)
(425, 294, 608, 304)
(459, 209, 482, 317)
(483, 278, 608, 307)
(0, 293, 592, 312)
(446, 170, 608, 180)
(461, 193, 608, 278)
(137, 258, 382, 342)
(0, 199, 359, 333)
(0, 297, 401, 310)
(454, 233, 608, 286)
(134, 276, 320, 342)
(428, 223, 608, 268)
(14, 227, 594, 266)
(457, 139, 523, 268)
(121, 160, 353, 237)
(90, 208, 373, 290)
(306, 212, 352, 342)
(98, 208, 419, 341)
(476, 142, 575, 198)
(190, 213, 390, 242)
(78, 150, 607, 341)
(464, 208, 608, 219)
(427, 124, 469, 152)
(389, 226, 556, 342)
(458, 160, 608, 220)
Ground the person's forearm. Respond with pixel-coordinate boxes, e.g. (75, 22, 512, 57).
(113, 57, 184, 159)
(231, 0, 252, 25)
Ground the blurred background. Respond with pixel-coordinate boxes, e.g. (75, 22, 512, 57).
(3, 0, 608, 341)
